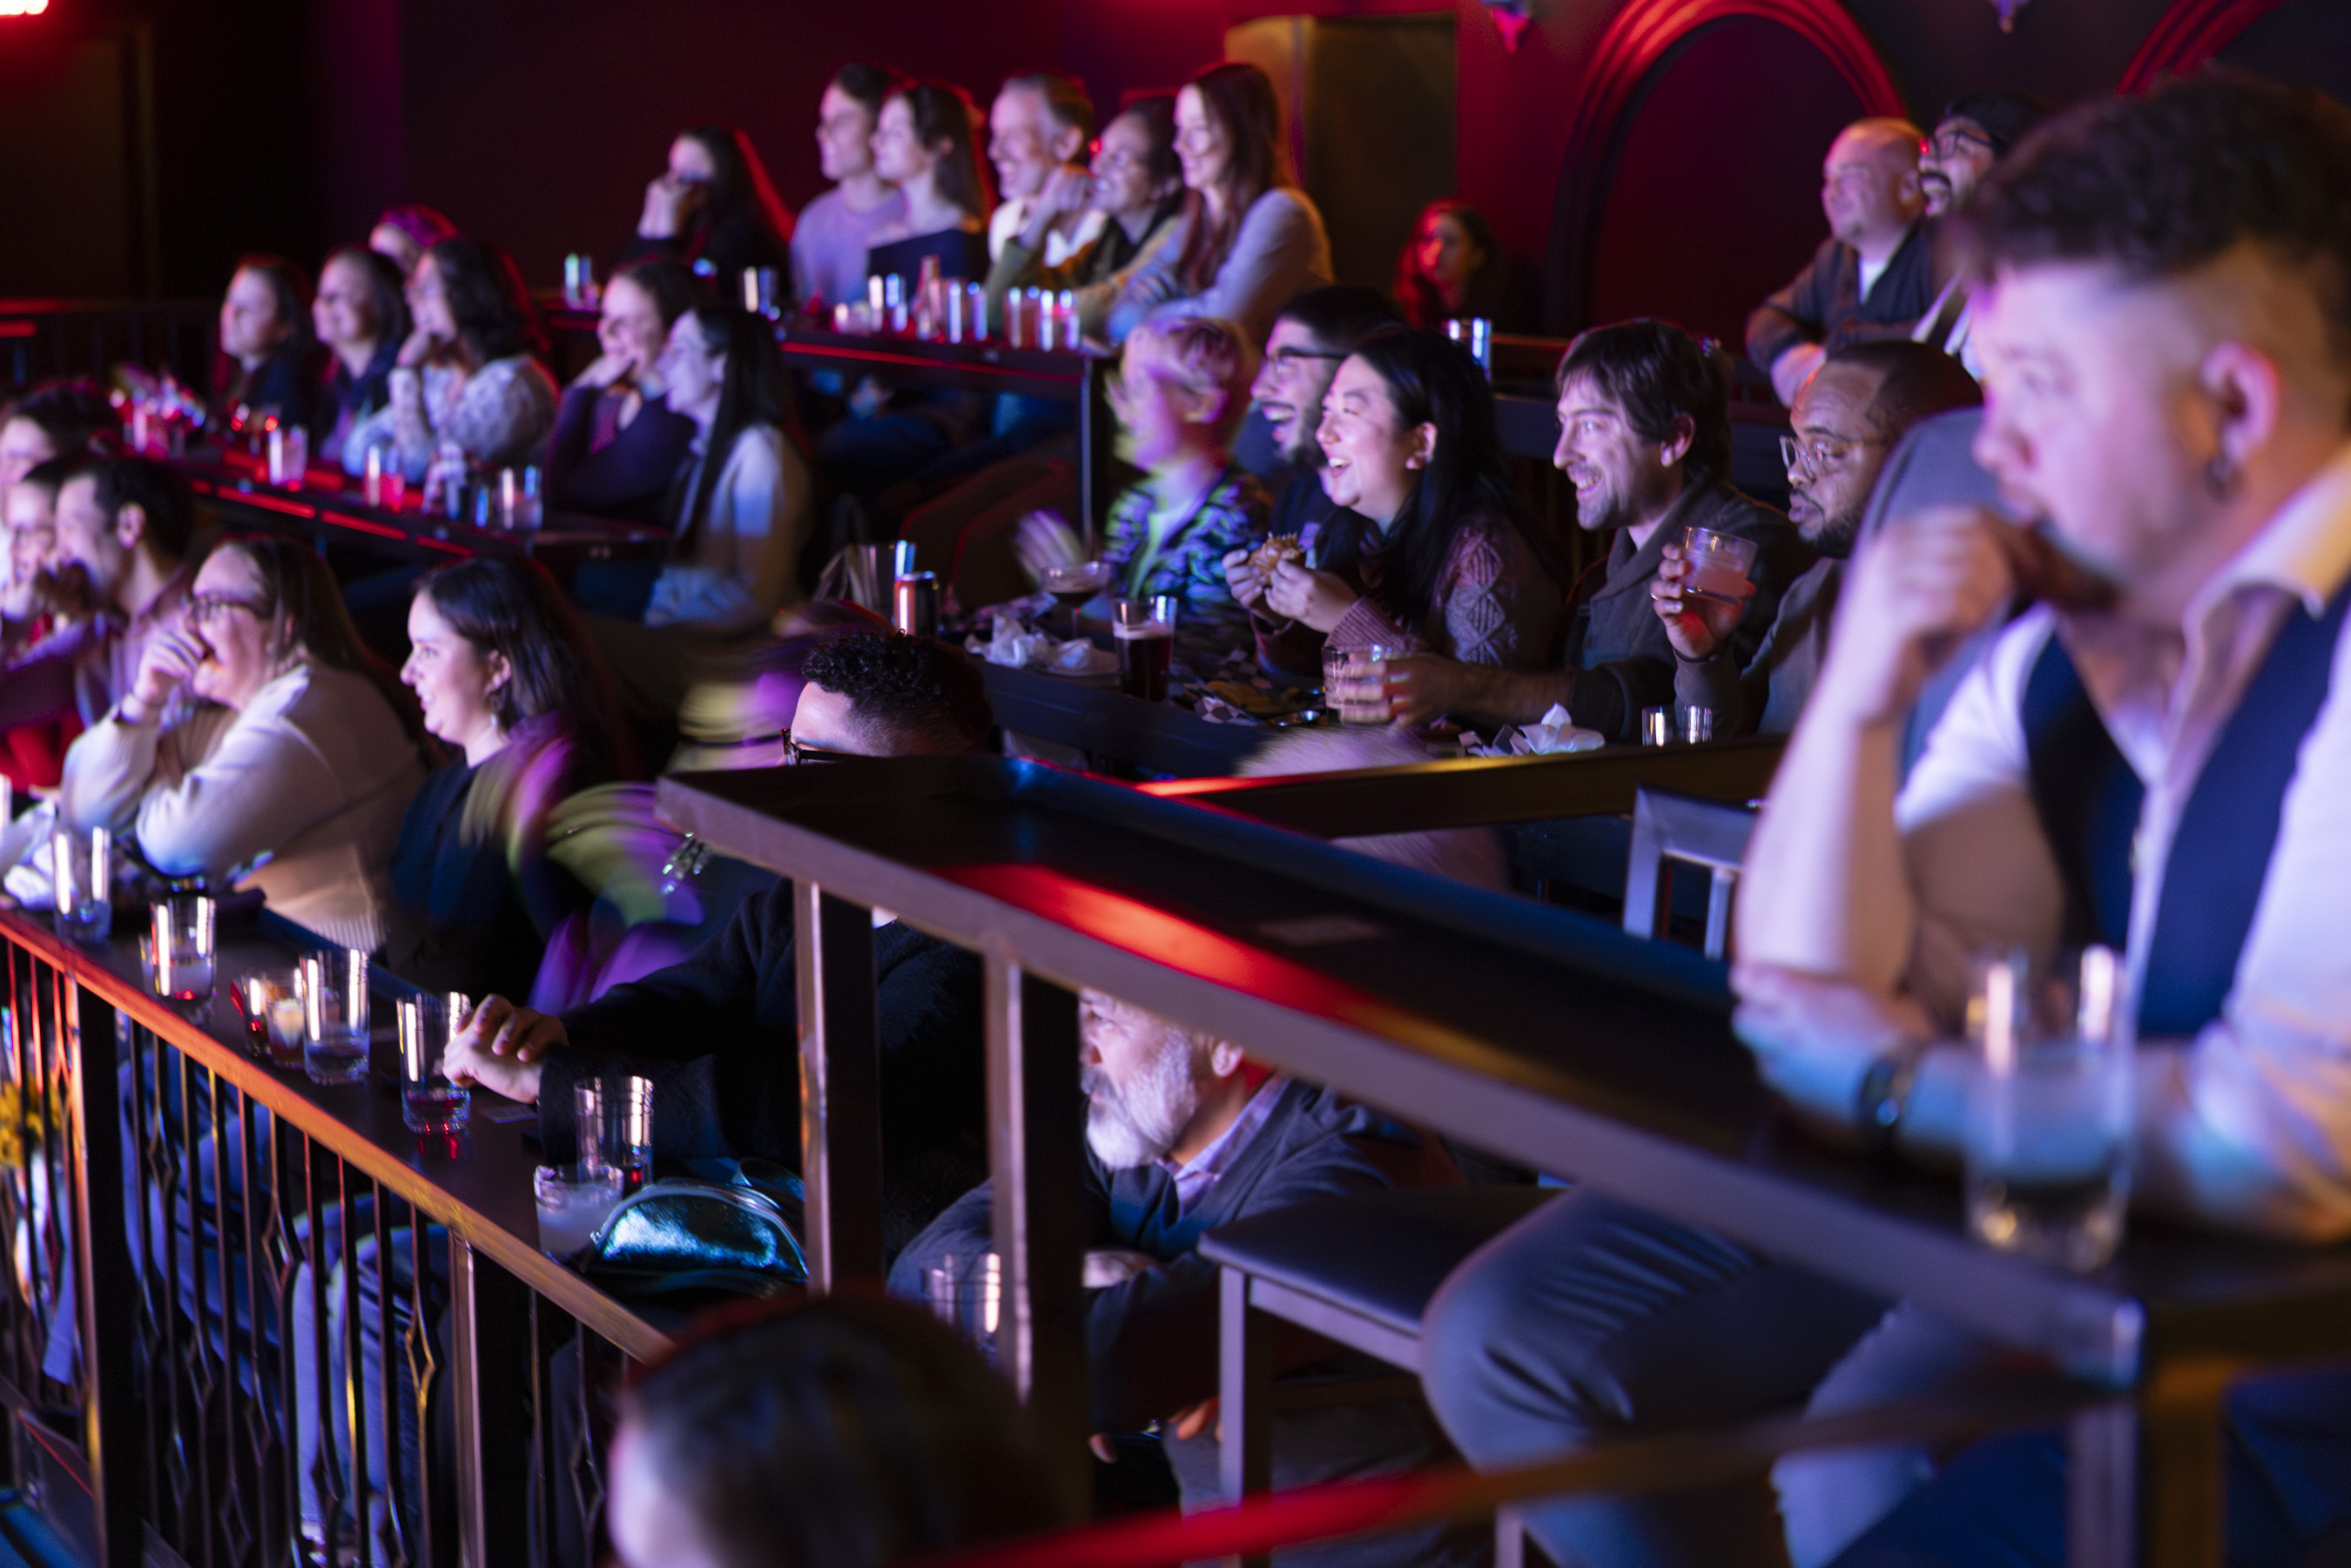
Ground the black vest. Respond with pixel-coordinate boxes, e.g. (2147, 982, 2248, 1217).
(2022, 585, 2350, 1038)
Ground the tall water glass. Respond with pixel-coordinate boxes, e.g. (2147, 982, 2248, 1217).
(300, 948, 372, 1086)
(576, 1076, 654, 1191)
(148, 895, 216, 1005)
(1114, 595, 1177, 703)
(51, 826, 110, 946)
(1964, 946, 2133, 1271)
(400, 993, 471, 1133)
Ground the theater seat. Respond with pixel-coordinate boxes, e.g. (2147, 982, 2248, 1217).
(1198, 1187, 1562, 1568)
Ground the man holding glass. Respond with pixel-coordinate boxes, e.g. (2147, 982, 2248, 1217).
(1420, 74, 2351, 1567)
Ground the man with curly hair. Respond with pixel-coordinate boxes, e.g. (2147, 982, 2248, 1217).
(448, 631, 994, 1249)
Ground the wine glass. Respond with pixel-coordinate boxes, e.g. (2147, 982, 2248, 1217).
(1039, 558, 1114, 640)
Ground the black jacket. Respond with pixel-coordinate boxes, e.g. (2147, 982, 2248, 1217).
(1745, 220, 1943, 375)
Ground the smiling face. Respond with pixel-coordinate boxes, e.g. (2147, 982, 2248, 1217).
(667, 133, 717, 188)
(1822, 125, 1920, 250)
(597, 277, 668, 382)
(407, 254, 456, 343)
(401, 587, 510, 760)
(1252, 319, 1344, 469)
(1317, 355, 1431, 526)
(1110, 331, 1215, 471)
(655, 314, 724, 427)
(988, 84, 1062, 203)
(219, 268, 290, 366)
(185, 547, 288, 710)
(1173, 85, 1231, 198)
(1415, 212, 1482, 293)
(1091, 111, 1167, 222)
(1919, 116, 1997, 219)
(3, 483, 57, 591)
(51, 474, 127, 599)
(0, 415, 58, 494)
(313, 252, 381, 357)
(816, 84, 878, 185)
(870, 97, 935, 187)
(1553, 373, 1683, 534)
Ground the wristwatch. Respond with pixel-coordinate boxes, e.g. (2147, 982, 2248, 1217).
(1855, 1046, 1924, 1154)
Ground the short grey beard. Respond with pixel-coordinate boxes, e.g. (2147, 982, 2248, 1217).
(1083, 1040, 1203, 1168)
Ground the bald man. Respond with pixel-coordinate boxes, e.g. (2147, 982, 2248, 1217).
(1748, 118, 1943, 405)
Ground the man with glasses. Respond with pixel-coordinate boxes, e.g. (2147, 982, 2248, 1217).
(1911, 91, 2051, 373)
(1748, 118, 1939, 407)
(1220, 286, 1399, 678)
(1652, 340, 1981, 734)
(448, 631, 996, 1244)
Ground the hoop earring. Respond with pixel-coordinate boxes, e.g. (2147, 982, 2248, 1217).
(2203, 451, 2239, 498)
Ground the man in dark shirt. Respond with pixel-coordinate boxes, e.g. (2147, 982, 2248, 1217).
(890, 988, 1478, 1568)
(1748, 118, 1939, 406)
(1223, 286, 1403, 681)
(1362, 320, 1809, 741)
(448, 631, 998, 1241)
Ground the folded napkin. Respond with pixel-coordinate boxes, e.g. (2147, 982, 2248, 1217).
(967, 614, 1116, 675)
(1466, 703, 1606, 758)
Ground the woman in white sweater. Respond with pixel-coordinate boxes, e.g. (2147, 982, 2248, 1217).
(1098, 61, 1332, 346)
(62, 538, 427, 950)
(646, 305, 811, 631)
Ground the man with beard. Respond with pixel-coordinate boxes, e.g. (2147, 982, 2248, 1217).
(1911, 91, 2050, 373)
(0, 454, 194, 735)
(888, 989, 1473, 1568)
(1222, 286, 1400, 679)
(1652, 340, 1982, 734)
(1368, 319, 1807, 740)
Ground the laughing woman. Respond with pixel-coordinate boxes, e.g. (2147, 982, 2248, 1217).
(60, 538, 426, 948)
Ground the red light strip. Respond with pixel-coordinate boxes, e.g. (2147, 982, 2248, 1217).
(0, 323, 34, 339)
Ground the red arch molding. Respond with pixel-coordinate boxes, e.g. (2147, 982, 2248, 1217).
(2119, 0, 2294, 91)
(1544, 0, 1904, 334)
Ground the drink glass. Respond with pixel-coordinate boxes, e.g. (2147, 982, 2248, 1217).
(51, 826, 110, 946)
(148, 895, 216, 1006)
(399, 993, 472, 1134)
(1680, 527, 1760, 605)
(267, 424, 308, 489)
(1039, 558, 1112, 638)
(1964, 946, 2133, 1272)
(300, 948, 372, 1086)
(535, 1163, 623, 1258)
(576, 1076, 654, 1192)
(1330, 644, 1399, 725)
(1114, 595, 1177, 703)
(1640, 706, 1672, 747)
(1681, 706, 1715, 744)
(925, 1250, 1001, 1363)
(562, 253, 597, 309)
(236, 972, 306, 1067)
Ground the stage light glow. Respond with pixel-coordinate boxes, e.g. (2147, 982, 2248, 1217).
(0, 0, 51, 16)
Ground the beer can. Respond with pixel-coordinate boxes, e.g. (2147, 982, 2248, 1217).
(893, 572, 940, 639)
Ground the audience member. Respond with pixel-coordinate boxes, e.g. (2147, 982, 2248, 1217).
(2, 454, 194, 732)
(792, 63, 911, 313)
(211, 256, 317, 433)
(446, 632, 994, 1247)
(1221, 286, 1400, 678)
(1259, 328, 1561, 677)
(1392, 199, 1534, 334)
(821, 82, 994, 504)
(1021, 317, 1267, 670)
(312, 246, 411, 474)
(357, 235, 557, 484)
(545, 256, 700, 534)
(0, 380, 116, 626)
(890, 987, 1480, 1568)
(1910, 91, 2051, 373)
(0, 458, 81, 791)
(1425, 73, 2351, 1568)
(608, 1295, 1074, 1568)
(619, 124, 796, 289)
(646, 305, 811, 632)
(1103, 61, 1333, 345)
(989, 93, 1183, 313)
(1353, 320, 1802, 739)
(61, 537, 423, 950)
(367, 204, 457, 278)
(1653, 340, 1980, 734)
(986, 71, 1102, 270)
(386, 555, 633, 1002)
(1748, 118, 1936, 406)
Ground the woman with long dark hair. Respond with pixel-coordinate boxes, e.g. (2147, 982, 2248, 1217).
(792, 63, 910, 312)
(1393, 199, 1537, 333)
(354, 234, 556, 483)
(546, 255, 700, 530)
(388, 555, 634, 999)
(1101, 61, 1331, 345)
(621, 124, 795, 290)
(211, 255, 319, 431)
(61, 536, 426, 949)
(313, 246, 412, 473)
(647, 305, 811, 630)
(1255, 329, 1561, 667)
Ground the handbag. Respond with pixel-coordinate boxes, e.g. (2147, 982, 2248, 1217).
(579, 1161, 809, 1302)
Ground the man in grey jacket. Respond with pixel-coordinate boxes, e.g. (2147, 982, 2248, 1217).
(1364, 320, 1808, 740)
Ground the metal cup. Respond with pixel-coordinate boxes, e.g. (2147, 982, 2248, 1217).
(893, 572, 940, 638)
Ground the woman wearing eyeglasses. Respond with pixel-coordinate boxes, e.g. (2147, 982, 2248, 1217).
(59, 538, 427, 950)
(986, 93, 1185, 324)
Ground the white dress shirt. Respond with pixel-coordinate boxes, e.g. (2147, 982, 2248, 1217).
(1739, 442, 2351, 1240)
